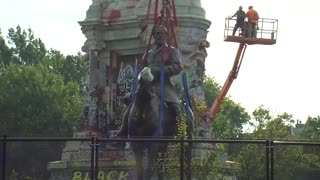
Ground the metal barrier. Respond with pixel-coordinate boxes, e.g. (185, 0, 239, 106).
(1, 136, 320, 180)
(225, 17, 278, 40)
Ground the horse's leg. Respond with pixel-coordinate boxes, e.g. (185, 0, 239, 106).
(133, 143, 144, 180)
(144, 143, 159, 180)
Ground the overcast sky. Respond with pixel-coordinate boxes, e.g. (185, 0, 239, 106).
(1, 0, 319, 121)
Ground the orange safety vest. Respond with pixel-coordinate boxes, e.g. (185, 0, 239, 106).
(246, 9, 259, 24)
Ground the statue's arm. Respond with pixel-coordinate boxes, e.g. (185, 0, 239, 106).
(166, 48, 183, 76)
(150, 48, 182, 77)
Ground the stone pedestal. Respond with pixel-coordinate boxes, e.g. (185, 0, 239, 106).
(78, 0, 211, 138)
(48, 132, 136, 180)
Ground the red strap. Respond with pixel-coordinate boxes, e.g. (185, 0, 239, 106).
(160, 0, 165, 65)
(146, 0, 152, 22)
(171, 0, 179, 27)
(137, 0, 152, 37)
(154, 0, 159, 24)
(141, 27, 155, 66)
(141, 0, 180, 66)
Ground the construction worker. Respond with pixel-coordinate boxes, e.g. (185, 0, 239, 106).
(246, 6, 259, 38)
(230, 6, 246, 36)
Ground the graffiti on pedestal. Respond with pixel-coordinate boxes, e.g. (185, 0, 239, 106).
(117, 62, 134, 97)
(112, 55, 139, 131)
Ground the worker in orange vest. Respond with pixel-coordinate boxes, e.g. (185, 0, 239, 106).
(246, 6, 259, 38)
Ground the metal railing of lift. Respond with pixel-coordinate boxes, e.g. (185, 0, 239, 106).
(225, 17, 278, 40)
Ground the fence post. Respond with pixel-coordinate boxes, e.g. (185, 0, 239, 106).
(95, 137, 99, 180)
(180, 137, 184, 180)
(90, 137, 95, 180)
(2, 135, 7, 180)
(266, 139, 270, 180)
(270, 140, 274, 180)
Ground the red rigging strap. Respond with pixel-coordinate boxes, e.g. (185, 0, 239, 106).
(161, 0, 165, 65)
(154, 0, 159, 24)
(166, 7, 178, 48)
(140, 0, 180, 66)
(146, 0, 152, 23)
(138, 0, 152, 36)
(141, 26, 155, 66)
(171, 0, 178, 28)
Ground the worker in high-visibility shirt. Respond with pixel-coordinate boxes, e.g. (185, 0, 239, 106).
(246, 6, 259, 38)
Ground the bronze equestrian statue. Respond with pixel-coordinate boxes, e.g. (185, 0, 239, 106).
(117, 25, 185, 139)
(115, 25, 194, 180)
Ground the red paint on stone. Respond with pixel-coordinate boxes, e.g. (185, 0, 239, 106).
(108, 10, 121, 23)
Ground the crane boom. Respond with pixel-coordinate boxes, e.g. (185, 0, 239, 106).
(210, 43, 247, 118)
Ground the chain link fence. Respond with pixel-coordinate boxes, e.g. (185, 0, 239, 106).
(272, 141, 320, 180)
(1, 136, 319, 180)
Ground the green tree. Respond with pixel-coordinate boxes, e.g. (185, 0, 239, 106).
(1, 26, 87, 88)
(0, 26, 86, 179)
(46, 49, 87, 92)
(6, 26, 46, 65)
(301, 116, 320, 140)
(250, 106, 294, 140)
(233, 106, 320, 180)
(203, 76, 220, 107)
(233, 144, 265, 180)
(0, 29, 13, 64)
(0, 64, 83, 137)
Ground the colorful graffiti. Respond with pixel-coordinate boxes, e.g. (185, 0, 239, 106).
(117, 62, 134, 97)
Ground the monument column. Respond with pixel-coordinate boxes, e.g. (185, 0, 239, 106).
(78, 24, 108, 136)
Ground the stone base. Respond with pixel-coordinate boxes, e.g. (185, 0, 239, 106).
(48, 159, 136, 180)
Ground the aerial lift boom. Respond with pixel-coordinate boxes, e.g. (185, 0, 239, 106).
(209, 17, 278, 119)
(210, 43, 247, 118)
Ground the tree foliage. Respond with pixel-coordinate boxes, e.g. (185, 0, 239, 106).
(0, 64, 83, 137)
(301, 116, 320, 140)
(4, 26, 46, 65)
(46, 49, 87, 92)
(232, 106, 320, 179)
(202, 76, 320, 179)
(0, 26, 86, 137)
(1, 26, 87, 89)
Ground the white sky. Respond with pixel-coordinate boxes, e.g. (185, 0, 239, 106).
(1, 0, 319, 121)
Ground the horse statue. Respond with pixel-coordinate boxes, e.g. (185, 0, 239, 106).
(127, 67, 194, 180)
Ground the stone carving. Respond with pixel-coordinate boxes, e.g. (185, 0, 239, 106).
(178, 27, 210, 103)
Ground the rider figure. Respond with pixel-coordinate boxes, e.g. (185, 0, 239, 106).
(116, 25, 183, 138)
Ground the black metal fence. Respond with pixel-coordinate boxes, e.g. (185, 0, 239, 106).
(1, 136, 320, 180)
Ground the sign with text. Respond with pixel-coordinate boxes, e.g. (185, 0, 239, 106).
(72, 169, 131, 180)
